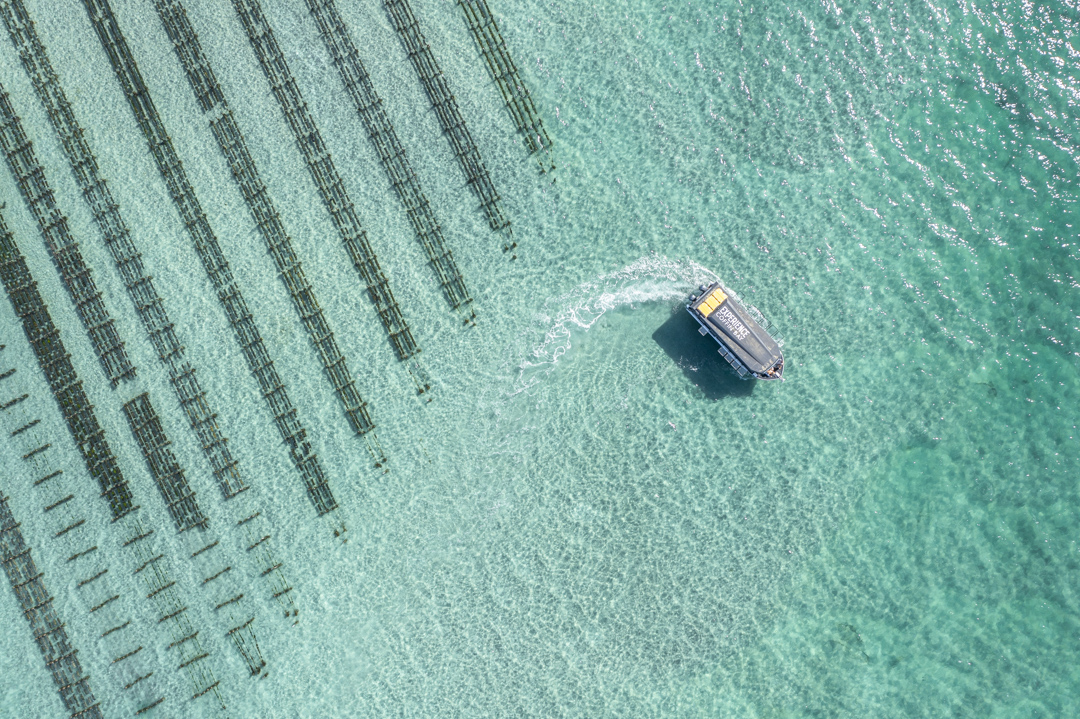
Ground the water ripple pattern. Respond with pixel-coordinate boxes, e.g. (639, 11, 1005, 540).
(0, 0, 1076, 717)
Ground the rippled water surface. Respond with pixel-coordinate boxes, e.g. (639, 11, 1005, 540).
(0, 0, 1078, 716)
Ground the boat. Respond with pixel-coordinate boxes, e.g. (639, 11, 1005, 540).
(686, 281, 785, 380)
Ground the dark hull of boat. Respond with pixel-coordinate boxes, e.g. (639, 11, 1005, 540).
(686, 282, 784, 380)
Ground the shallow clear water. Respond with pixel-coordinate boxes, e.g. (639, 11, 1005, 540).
(0, 0, 1077, 716)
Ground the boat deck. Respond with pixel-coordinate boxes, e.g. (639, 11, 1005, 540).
(687, 283, 784, 379)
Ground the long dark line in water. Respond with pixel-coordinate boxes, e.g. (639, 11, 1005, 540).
(457, 0, 553, 168)
(384, 0, 514, 245)
(0, 493, 104, 719)
(153, 0, 396, 438)
(0, 211, 227, 711)
(2, 0, 304, 629)
(300, 0, 475, 317)
(76, 0, 359, 529)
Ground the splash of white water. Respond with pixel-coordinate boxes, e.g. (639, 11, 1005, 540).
(514, 255, 720, 390)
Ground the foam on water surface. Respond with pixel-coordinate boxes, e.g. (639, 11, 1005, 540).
(0, 0, 1077, 716)
(516, 255, 719, 389)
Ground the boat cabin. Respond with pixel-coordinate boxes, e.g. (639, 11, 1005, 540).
(687, 282, 784, 380)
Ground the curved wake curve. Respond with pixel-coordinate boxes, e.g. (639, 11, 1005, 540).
(513, 255, 719, 391)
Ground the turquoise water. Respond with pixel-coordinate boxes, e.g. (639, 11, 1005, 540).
(1, 0, 1078, 716)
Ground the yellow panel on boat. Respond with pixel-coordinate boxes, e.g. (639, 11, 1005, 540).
(711, 289, 728, 304)
(699, 300, 714, 317)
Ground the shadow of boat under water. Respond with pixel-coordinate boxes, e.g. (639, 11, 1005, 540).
(652, 308, 756, 401)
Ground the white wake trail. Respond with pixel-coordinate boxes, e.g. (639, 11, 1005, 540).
(514, 255, 719, 390)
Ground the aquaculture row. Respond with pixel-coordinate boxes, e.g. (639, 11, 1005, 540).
(123, 392, 267, 678)
(300, 0, 474, 316)
(0, 492, 103, 719)
(155, 0, 379, 449)
(0, 214, 134, 520)
(0, 90, 134, 388)
(458, 0, 553, 166)
(0, 0, 250, 502)
(80, 0, 353, 510)
(0, 216, 226, 711)
(0, 357, 172, 715)
(384, 0, 511, 240)
(122, 392, 206, 533)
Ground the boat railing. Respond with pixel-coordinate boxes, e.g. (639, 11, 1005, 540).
(714, 341, 750, 377)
